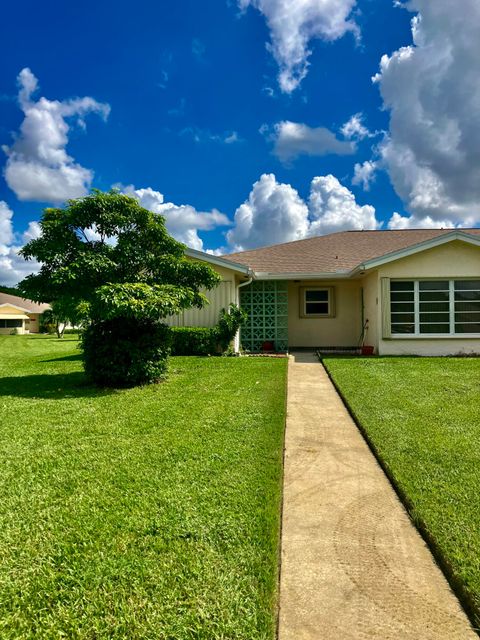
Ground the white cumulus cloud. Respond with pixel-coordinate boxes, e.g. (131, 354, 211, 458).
(2, 68, 110, 203)
(226, 174, 310, 250)
(269, 120, 354, 163)
(121, 185, 231, 251)
(22, 221, 42, 242)
(0, 201, 14, 249)
(0, 201, 40, 286)
(352, 160, 378, 191)
(239, 0, 359, 93)
(308, 174, 379, 236)
(374, 0, 480, 227)
(341, 113, 372, 140)
(0, 248, 40, 287)
(387, 212, 456, 230)
(227, 173, 379, 251)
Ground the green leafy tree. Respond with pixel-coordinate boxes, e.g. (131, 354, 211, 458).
(41, 299, 84, 338)
(19, 190, 220, 386)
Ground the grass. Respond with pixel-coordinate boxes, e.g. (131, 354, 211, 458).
(323, 356, 480, 627)
(0, 335, 287, 639)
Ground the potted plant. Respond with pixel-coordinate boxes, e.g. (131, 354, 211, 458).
(361, 345, 374, 355)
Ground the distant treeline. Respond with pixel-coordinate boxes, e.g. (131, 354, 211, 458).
(0, 284, 22, 296)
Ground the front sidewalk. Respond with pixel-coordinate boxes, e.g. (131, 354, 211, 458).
(278, 353, 476, 639)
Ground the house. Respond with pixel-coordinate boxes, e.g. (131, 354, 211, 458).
(174, 229, 480, 356)
(0, 292, 50, 335)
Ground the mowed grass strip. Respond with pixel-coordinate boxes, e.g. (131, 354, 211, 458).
(0, 335, 287, 639)
(323, 356, 480, 625)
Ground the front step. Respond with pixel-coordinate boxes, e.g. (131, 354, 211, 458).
(315, 346, 360, 355)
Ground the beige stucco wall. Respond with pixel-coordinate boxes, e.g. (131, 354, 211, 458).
(287, 280, 363, 347)
(164, 263, 242, 328)
(0, 304, 26, 315)
(27, 313, 41, 334)
(370, 240, 480, 355)
(379, 338, 480, 356)
(0, 304, 28, 334)
(378, 240, 480, 279)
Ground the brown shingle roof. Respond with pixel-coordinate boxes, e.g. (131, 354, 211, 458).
(222, 229, 480, 274)
(0, 292, 50, 314)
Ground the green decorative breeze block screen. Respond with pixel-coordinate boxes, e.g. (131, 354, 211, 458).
(240, 280, 288, 352)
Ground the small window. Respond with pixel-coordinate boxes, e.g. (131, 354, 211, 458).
(300, 287, 334, 317)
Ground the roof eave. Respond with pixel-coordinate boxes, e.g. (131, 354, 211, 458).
(252, 271, 352, 280)
(185, 248, 252, 275)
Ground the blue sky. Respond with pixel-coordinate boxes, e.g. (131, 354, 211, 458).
(1, 0, 479, 284)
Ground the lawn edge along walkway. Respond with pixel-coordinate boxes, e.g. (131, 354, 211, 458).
(278, 353, 476, 640)
(323, 355, 480, 634)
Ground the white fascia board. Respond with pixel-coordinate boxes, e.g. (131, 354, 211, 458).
(253, 271, 351, 280)
(353, 231, 480, 273)
(185, 248, 252, 275)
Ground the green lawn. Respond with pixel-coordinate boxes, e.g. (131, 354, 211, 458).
(323, 356, 480, 626)
(0, 335, 287, 639)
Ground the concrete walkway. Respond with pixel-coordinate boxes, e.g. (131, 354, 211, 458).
(278, 353, 477, 640)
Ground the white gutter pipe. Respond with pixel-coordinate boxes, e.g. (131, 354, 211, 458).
(234, 276, 253, 353)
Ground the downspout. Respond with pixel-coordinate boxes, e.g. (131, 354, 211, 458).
(361, 286, 365, 330)
(235, 274, 254, 353)
(358, 266, 368, 352)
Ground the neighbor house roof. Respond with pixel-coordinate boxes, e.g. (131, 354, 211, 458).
(0, 292, 50, 314)
(222, 229, 480, 276)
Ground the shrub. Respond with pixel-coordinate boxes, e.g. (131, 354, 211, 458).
(170, 326, 217, 356)
(213, 304, 248, 351)
(39, 314, 56, 335)
(170, 304, 248, 356)
(82, 317, 171, 387)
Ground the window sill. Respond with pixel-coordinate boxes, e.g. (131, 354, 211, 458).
(388, 334, 480, 340)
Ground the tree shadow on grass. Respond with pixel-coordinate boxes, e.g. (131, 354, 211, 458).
(41, 353, 83, 363)
(0, 372, 117, 399)
(27, 336, 74, 341)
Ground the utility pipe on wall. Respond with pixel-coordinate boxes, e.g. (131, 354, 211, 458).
(234, 276, 253, 353)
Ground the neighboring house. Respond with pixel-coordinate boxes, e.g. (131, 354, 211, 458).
(0, 292, 50, 335)
(177, 229, 480, 356)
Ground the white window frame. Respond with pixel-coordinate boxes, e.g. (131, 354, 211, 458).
(390, 278, 480, 338)
(300, 286, 335, 318)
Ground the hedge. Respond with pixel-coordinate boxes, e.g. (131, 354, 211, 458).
(170, 304, 247, 356)
(170, 326, 218, 356)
